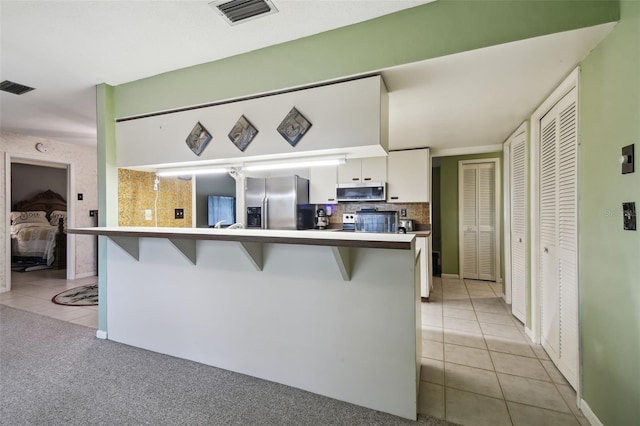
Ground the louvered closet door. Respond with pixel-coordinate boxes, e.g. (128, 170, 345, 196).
(539, 87, 578, 389)
(461, 162, 496, 281)
(510, 132, 527, 323)
(462, 166, 479, 279)
(478, 163, 496, 281)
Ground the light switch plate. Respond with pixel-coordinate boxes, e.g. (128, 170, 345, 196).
(145, 209, 152, 221)
(622, 144, 634, 174)
(623, 202, 636, 231)
(175, 208, 185, 219)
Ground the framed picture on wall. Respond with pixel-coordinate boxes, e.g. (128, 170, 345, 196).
(185, 122, 212, 156)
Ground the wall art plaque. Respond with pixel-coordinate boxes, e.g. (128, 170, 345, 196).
(228, 115, 258, 152)
(277, 107, 312, 147)
(185, 122, 212, 156)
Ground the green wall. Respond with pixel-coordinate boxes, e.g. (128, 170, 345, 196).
(96, 83, 117, 334)
(578, 1, 639, 423)
(439, 152, 503, 278)
(112, 1, 619, 118)
(432, 166, 442, 255)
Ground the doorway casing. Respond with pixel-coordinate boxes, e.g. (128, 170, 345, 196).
(4, 153, 76, 292)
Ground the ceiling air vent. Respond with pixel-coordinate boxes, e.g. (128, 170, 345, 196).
(0, 80, 35, 95)
(209, 0, 278, 25)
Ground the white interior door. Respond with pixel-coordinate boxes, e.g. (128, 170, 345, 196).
(460, 161, 497, 281)
(510, 131, 527, 323)
(478, 163, 496, 281)
(462, 165, 479, 279)
(538, 87, 578, 389)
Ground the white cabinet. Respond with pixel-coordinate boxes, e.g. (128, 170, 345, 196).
(387, 149, 429, 203)
(310, 166, 338, 204)
(338, 157, 387, 184)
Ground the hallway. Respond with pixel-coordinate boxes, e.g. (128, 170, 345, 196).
(418, 276, 588, 425)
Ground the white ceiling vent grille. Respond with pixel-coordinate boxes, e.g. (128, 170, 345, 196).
(210, 0, 278, 25)
(0, 80, 35, 95)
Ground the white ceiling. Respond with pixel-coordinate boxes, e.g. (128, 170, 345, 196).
(0, 0, 615, 154)
(383, 22, 615, 154)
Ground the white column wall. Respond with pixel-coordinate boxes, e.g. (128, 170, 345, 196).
(106, 237, 418, 419)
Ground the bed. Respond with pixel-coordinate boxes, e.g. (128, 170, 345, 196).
(10, 190, 67, 270)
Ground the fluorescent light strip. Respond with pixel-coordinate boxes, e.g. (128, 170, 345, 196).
(156, 167, 229, 177)
(244, 158, 344, 171)
(156, 155, 346, 175)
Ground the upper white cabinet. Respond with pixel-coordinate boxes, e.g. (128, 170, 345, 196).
(338, 157, 387, 184)
(387, 149, 430, 203)
(310, 166, 338, 204)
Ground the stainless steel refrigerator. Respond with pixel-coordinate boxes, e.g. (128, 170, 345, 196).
(245, 175, 314, 230)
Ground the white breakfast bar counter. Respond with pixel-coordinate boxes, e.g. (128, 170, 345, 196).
(69, 227, 422, 420)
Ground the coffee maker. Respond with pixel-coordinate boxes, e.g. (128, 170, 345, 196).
(315, 208, 329, 229)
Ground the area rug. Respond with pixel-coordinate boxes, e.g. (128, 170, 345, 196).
(11, 260, 52, 272)
(52, 284, 98, 306)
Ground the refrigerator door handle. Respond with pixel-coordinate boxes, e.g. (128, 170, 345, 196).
(262, 197, 268, 229)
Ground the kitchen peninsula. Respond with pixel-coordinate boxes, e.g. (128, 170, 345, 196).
(70, 226, 422, 420)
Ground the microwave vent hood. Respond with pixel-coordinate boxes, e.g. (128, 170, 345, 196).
(336, 182, 386, 202)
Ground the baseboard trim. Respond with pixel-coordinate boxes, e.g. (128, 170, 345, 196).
(524, 327, 534, 342)
(96, 330, 107, 340)
(580, 398, 603, 426)
(76, 271, 97, 279)
(441, 274, 460, 279)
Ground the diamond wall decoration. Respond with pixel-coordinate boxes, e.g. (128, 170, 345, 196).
(228, 115, 258, 152)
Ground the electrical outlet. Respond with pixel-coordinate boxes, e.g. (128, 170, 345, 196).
(400, 209, 407, 217)
(623, 202, 636, 230)
(89, 210, 98, 217)
(145, 209, 152, 221)
(175, 208, 185, 219)
(77, 193, 83, 201)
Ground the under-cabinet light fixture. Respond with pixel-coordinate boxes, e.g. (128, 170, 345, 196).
(156, 155, 346, 176)
(156, 167, 229, 177)
(244, 156, 346, 172)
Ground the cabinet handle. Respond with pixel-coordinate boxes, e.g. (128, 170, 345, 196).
(543, 247, 549, 253)
(363, 177, 371, 181)
(327, 198, 335, 201)
(352, 178, 360, 181)
(390, 196, 399, 200)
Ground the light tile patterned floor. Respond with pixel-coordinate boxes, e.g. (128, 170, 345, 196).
(0, 269, 98, 329)
(418, 276, 590, 426)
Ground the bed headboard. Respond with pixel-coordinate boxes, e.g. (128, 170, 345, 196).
(16, 190, 67, 215)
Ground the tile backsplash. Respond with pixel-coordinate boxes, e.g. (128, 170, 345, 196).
(118, 169, 192, 227)
(323, 202, 430, 229)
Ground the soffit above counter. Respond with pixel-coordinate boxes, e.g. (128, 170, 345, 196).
(116, 75, 389, 170)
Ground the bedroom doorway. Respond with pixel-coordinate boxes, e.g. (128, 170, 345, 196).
(5, 155, 75, 292)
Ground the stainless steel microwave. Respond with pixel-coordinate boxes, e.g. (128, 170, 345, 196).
(336, 182, 386, 202)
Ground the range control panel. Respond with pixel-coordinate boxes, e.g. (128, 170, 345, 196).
(342, 213, 356, 231)
(342, 213, 356, 224)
